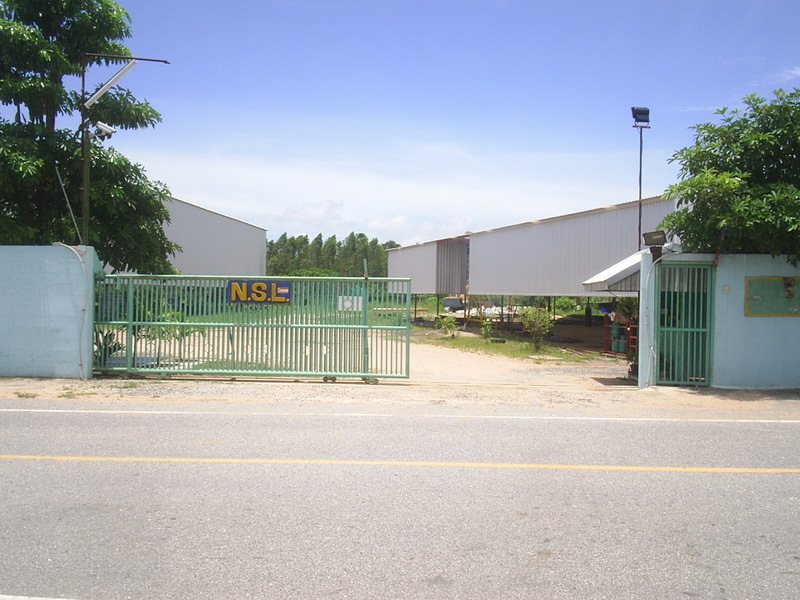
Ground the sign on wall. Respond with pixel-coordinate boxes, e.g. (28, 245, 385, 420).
(227, 280, 292, 304)
(745, 277, 799, 316)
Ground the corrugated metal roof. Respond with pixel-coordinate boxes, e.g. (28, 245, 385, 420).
(386, 233, 469, 253)
(169, 197, 267, 232)
(474, 195, 666, 236)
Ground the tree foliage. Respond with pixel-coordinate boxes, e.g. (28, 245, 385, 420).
(266, 232, 399, 277)
(661, 89, 800, 266)
(0, 0, 178, 273)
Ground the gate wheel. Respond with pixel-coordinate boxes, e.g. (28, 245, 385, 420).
(323, 376, 337, 383)
(362, 377, 379, 385)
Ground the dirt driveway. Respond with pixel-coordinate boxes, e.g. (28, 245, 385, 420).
(2, 326, 799, 420)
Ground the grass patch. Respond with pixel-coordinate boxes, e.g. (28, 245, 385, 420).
(411, 326, 596, 363)
(116, 381, 141, 389)
(14, 391, 37, 399)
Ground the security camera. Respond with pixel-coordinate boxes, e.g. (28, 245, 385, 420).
(94, 121, 116, 139)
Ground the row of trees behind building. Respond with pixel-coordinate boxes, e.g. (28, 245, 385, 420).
(265, 232, 400, 277)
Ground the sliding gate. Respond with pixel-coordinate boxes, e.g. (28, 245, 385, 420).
(654, 263, 713, 386)
(94, 275, 411, 381)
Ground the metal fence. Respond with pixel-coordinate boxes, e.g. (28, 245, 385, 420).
(94, 275, 411, 381)
(655, 263, 713, 386)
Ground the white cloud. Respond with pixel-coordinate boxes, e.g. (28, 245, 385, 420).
(779, 66, 800, 82)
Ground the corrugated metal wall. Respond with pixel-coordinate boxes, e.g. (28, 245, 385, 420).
(469, 197, 675, 295)
(164, 198, 267, 276)
(388, 242, 437, 293)
(388, 236, 468, 295)
(436, 238, 469, 295)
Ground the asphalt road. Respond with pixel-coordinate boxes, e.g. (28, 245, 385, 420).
(1, 394, 799, 600)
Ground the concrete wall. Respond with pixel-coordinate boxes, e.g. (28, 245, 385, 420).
(638, 252, 800, 390)
(165, 198, 266, 276)
(0, 245, 99, 379)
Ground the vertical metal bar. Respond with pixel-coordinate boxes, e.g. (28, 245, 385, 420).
(125, 276, 134, 372)
(361, 279, 369, 376)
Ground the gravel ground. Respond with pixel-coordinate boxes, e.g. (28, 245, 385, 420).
(2, 340, 799, 419)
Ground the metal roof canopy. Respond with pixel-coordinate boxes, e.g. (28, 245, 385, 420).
(582, 250, 644, 293)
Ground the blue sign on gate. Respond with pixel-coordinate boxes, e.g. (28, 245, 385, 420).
(227, 280, 292, 304)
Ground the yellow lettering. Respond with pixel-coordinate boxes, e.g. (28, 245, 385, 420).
(251, 281, 267, 302)
(230, 282, 248, 302)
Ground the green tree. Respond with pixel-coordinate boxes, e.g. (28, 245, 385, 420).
(661, 89, 800, 266)
(0, 0, 178, 272)
(265, 233, 295, 275)
(321, 234, 338, 270)
(309, 233, 323, 267)
(265, 231, 396, 276)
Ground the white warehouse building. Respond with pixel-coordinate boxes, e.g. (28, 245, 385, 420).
(388, 196, 676, 297)
(385, 235, 469, 295)
(164, 198, 267, 276)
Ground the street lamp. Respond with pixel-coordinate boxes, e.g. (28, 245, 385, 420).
(80, 53, 169, 245)
(631, 106, 650, 250)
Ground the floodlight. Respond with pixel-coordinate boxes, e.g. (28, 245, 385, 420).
(631, 106, 650, 125)
(642, 230, 667, 247)
(80, 53, 167, 244)
(84, 60, 138, 108)
(632, 105, 652, 249)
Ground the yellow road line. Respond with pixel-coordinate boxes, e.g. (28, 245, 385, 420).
(1, 454, 798, 474)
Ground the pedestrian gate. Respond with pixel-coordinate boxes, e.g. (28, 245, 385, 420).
(93, 275, 411, 381)
(654, 263, 713, 386)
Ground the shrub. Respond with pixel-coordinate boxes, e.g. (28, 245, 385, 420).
(519, 307, 553, 351)
(435, 315, 458, 338)
(481, 319, 493, 341)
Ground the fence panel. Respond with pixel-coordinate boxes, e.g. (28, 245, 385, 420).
(654, 263, 713, 386)
(94, 275, 411, 380)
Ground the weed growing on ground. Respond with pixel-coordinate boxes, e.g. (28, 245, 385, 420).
(412, 325, 598, 363)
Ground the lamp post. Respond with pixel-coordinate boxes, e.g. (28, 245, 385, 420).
(631, 106, 650, 250)
(80, 52, 169, 245)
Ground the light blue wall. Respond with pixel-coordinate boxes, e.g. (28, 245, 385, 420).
(639, 252, 800, 390)
(711, 254, 800, 389)
(0, 245, 98, 379)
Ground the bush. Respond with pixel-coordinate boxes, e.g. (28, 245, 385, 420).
(518, 307, 553, 351)
(435, 315, 458, 337)
(554, 296, 577, 314)
(481, 319, 493, 341)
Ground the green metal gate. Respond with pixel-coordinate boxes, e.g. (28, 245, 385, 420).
(654, 263, 713, 386)
(93, 275, 411, 381)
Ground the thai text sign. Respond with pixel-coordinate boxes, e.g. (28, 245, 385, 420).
(745, 276, 799, 316)
(227, 280, 292, 304)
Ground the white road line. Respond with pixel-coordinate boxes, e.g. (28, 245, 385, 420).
(0, 595, 81, 600)
(0, 408, 799, 423)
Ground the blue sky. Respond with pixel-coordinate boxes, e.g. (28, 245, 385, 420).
(79, 0, 800, 245)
